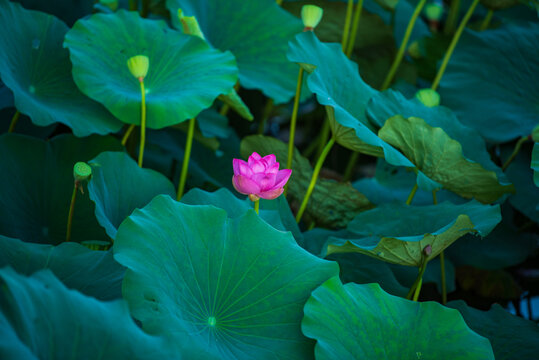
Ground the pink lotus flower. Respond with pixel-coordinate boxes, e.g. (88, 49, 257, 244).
(232, 152, 292, 201)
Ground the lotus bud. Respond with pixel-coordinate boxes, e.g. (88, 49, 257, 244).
(127, 55, 149, 81)
(73, 162, 92, 182)
(301, 5, 323, 31)
(415, 88, 440, 108)
(177, 9, 205, 40)
(232, 152, 292, 201)
(423, 245, 432, 256)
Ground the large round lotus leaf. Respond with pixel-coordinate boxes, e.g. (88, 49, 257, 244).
(0, 133, 121, 245)
(167, 0, 303, 104)
(447, 301, 539, 360)
(241, 135, 373, 228)
(324, 200, 501, 266)
(87, 151, 176, 239)
(0, 268, 172, 359)
(287, 31, 441, 191)
(302, 277, 495, 359)
(181, 187, 303, 244)
(438, 23, 539, 143)
(0, 0, 123, 136)
(64, 10, 238, 128)
(113, 195, 339, 359)
(0, 235, 124, 300)
(379, 115, 515, 203)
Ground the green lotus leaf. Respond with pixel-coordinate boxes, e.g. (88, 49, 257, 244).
(64, 10, 238, 128)
(532, 143, 539, 187)
(0, 268, 171, 359)
(0, 0, 123, 136)
(302, 277, 495, 359)
(113, 195, 339, 359)
(0, 235, 124, 300)
(0, 133, 121, 245)
(367, 89, 508, 182)
(287, 31, 440, 191)
(241, 135, 373, 228)
(438, 23, 539, 143)
(379, 116, 515, 203)
(181, 187, 303, 244)
(324, 200, 501, 266)
(196, 108, 230, 139)
(167, 0, 303, 104)
(217, 91, 253, 121)
(87, 151, 176, 239)
(447, 300, 539, 360)
(504, 146, 539, 223)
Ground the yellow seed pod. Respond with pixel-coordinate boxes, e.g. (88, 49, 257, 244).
(301, 5, 323, 30)
(415, 89, 440, 108)
(177, 9, 205, 40)
(127, 55, 149, 80)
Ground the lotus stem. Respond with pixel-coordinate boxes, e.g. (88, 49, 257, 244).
(444, 0, 461, 35)
(141, 0, 149, 17)
(258, 98, 274, 135)
(502, 135, 529, 171)
(381, 0, 427, 90)
(296, 137, 336, 223)
(219, 104, 230, 116)
(407, 255, 429, 300)
(480, 9, 494, 31)
(405, 183, 418, 205)
(177, 117, 196, 201)
(287, 68, 304, 171)
(343, 151, 360, 181)
(128, 0, 137, 11)
(431, 0, 479, 91)
(315, 118, 331, 160)
(138, 79, 146, 167)
(345, 0, 364, 57)
(8, 110, 20, 133)
(254, 200, 260, 214)
(66, 181, 79, 242)
(121, 124, 135, 146)
(342, 0, 355, 51)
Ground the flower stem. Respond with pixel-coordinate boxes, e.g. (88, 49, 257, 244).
(177, 117, 196, 201)
(138, 79, 147, 168)
(8, 110, 20, 133)
(406, 183, 418, 205)
(141, 0, 149, 17)
(314, 118, 331, 160)
(219, 104, 230, 116)
(121, 124, 136, 146)
(254, 200, 260, 214)
(296, 137, 336, 223)
(406, 255, 429, 300)
(345, 0, 364, 57)
(502, 135, 529, 171)
(343, 151, 359, 181)
(431, 0, 479, 91)
(444, 0, 461, 35)
(381, 0, 427, 90)
(479, 9, 494, 31)
(66, 181, 79, 242)
(342, 0, 355, 51)
(258, 98, 274, 135)
(287, 67, 304, 171)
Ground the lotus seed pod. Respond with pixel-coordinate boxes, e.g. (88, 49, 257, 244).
(424, 2, 444, 21)
(73, 162, 92, 182)
(127, 55, 149, 80)
(415, 88, 440, 108)
(301, 5, 323, 30)
(177, 9, 205, 40)
(99, 0, 118, 11)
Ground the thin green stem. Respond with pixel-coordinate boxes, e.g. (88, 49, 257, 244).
(141, 0, 149, 17)
(381, 0, 427, 90)
(254, 200, 260, 214)
(128, 0, 138, 11)
(296, 137, 336, 223)
(258, 98, 274, 135)
(444, 0, 461, 35)
(406, 183, 418, 205)
(479, 9, 494, 31)
(121, 124, 136, 146)
(177, 117, 196, 201)
(343, 152, 359, 181)
(431, 0, 480, 91)
(8, 110, 20, 133)
(502, 135, 529, 171)
(345, 0, 364, 57)
(65, 182, 79, 242)
(314, 118, 331, 160)
(138, 80, 146, 168)
(219, 104, 230, 116)
(287, 67, 304, 170)
(406, 256, 429, 300)
(342, 0, 355, 51)
(412, 278, 424, 301)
